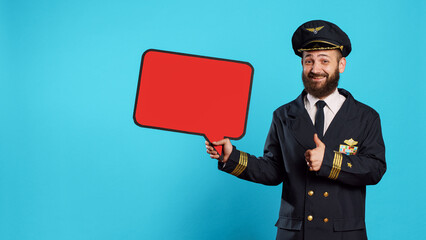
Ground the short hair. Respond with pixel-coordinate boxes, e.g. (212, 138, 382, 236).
(336, 50, 343, 62)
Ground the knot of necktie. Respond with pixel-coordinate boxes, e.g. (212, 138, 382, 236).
(316, 100, 326, 110)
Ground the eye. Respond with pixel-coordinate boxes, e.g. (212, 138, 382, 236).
(305, 60, 313, 64)
(322, 59, 329, 64)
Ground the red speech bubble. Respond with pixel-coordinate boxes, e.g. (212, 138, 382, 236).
(133, 49, 253, 155)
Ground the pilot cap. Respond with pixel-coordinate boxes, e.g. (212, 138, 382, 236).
(292, 20, 351, 57)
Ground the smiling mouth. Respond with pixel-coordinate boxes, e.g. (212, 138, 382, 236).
(308, 73, 328, 81)
(311, 76, 326, 81)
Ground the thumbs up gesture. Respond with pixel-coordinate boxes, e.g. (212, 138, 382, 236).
(305, 134, 326, 171)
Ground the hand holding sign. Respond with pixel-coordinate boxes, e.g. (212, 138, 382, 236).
(205, 138, 233, 163)
(133, 49, 253, 157)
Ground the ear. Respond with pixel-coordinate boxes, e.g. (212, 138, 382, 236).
(338, 57, 346, 73)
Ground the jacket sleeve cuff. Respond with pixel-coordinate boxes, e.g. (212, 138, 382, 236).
(317, 148, 343, 180)
(218, 146, 248, 177)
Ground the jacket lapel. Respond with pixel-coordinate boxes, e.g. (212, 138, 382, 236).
(322, 89, 353, 144)
(286, 88, 355, 150)
(286, 90, 317, 149)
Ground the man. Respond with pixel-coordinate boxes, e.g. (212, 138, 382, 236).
(205, 20, 386, 240)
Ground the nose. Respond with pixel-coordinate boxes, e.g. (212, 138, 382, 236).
(311, 61, 322, 74)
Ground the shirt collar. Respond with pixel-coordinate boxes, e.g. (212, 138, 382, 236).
(306, 88, 342, 114)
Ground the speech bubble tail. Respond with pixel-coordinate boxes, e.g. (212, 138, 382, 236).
(205, 135, 224, 159)
(214, 145, 223, 157)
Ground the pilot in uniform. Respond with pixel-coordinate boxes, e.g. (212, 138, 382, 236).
(209, 20, 386, 240)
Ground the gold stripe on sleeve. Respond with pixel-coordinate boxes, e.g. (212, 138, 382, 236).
(329, 152, 343, 180)
(333, 153, 342, 179)
(230, 152, 248, 177)
(328, 152, 338, 179)
(233, 152, 247, 176)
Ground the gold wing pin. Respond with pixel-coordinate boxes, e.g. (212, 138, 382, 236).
(344, 138, 358, 146)
(306, 26, 324, 34)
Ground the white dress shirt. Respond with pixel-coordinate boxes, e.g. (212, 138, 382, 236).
(304, 88, 346, 135)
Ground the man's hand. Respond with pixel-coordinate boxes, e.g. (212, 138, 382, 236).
(304, 134, 325, 171)
(205, 138, 233, 163)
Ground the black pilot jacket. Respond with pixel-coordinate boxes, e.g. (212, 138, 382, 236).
(219, 89, 386, 240)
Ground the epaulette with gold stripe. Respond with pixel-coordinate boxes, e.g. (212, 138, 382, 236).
(230, 151, 248, 177)
(328, 151, 343, 180)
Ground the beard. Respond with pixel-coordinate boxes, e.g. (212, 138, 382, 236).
(302, 67, 340, 99)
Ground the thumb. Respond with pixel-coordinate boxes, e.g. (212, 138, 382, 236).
(313, 134, 324, 148)
(212, 138, 228, 146)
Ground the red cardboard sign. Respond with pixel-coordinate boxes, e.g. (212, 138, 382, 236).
(133, 49, 253, 155)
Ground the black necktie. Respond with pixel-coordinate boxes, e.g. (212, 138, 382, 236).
(315, 100, 326, 137)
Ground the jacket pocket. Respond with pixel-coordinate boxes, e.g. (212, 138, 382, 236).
(275, 217, 303, 231)
(333, 218, 365, 231)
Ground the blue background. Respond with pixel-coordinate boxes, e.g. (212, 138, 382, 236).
(1, 0, 425, 239)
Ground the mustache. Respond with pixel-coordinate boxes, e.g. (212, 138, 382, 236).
(308, 72, 328, 78)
